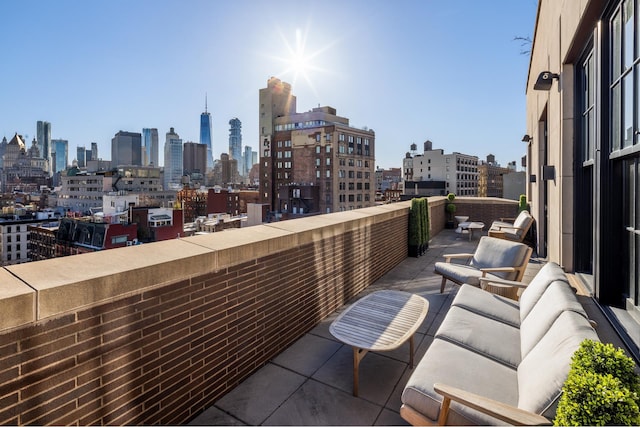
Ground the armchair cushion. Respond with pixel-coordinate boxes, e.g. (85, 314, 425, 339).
(434, 263, 504, 287)
(468, 237, 530, 280)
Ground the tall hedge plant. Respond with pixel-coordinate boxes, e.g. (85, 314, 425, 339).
(408, 198, 430, 257)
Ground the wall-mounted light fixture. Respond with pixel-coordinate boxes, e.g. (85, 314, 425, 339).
(533, 71, 560, 91)
(542, 165, 556, 181)
(521, 134, 532, 143)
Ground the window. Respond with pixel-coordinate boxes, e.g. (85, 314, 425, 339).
(326, 145, 331, 153)
(316, 170, 321, 178)
(326, 170, 331, 178)
(316, 146, 321, 154)
(326, 158, 331, 166)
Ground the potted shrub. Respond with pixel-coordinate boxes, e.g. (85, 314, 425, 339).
(518, 194, 529, 213)
(445, 193, 456, 229)
(554, 339, 640, 426)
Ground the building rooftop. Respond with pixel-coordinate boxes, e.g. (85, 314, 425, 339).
(189, 228, 630, 426)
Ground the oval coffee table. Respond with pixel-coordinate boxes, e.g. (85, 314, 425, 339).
(329, 290, 429, 396)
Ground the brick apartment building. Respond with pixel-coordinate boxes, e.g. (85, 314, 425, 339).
(258, 77, 376, 215)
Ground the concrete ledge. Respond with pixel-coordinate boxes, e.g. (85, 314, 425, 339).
(0, 269, 36, 329)
(6, 238, 217, 320)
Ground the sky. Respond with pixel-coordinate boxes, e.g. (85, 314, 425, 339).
(1, 0, 538, 170)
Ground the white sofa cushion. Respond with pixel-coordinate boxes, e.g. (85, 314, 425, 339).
(435, 306, 521, 368)
(517, 310, 599, 418)
(402, 338, 518, 425)
(520, 281, 588, 358)
(518, 262, 569, 320)
(451, 284, 521, 327)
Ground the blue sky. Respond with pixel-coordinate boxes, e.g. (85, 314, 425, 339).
(1, 0, 538, 170)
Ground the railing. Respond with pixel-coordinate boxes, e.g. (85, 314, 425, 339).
(0, 197, 518, 425)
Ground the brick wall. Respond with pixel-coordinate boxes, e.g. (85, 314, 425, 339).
(0, 203, 410, 425)
(0, 198, 516, 425)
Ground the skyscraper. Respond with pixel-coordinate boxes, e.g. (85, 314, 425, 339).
(200, 96, 213, 171)
(36, 121, 52, 175)
(244, 145, 253, 179)
(163, 127, 183, 190)
(52, 139, 68, 173)
(111, 131, 142, 167)
(229, 118, 242, 176)
(142, 128, 159, 167)
(91, 142, 98, 161)
(77, 146, 86, 167)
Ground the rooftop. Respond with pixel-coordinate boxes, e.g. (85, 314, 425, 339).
(189, 228, 629, 426)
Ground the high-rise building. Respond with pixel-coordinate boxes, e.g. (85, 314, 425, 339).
(91, 142, 98, 161)
(183, 142, 207, 175)
(244, 145, 253, 179)
(163, 127, 183, 190)
(52, 139, 68, 173)
(36, 121, 52, 175)
(142, 128, 159, 167)
(258, 77, 375, 214)
(111, 131, 142, 167)
(200, 97, 213, 171)
(77, 146, 86, 168)
(229, 118, 242, 176)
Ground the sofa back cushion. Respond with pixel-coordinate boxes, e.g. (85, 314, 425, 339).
(519, 281, 588, 358)
(519, 262, 568, 320)
(517, 311, 598, 418)
(469, 237, 530, 280)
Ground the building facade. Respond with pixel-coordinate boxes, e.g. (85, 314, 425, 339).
(183, 142, 207, 175)
(477, 155, 514, 198)
(111, 131, 142, 167)
(259, 78, 376, 215)
(142, 128, 159, 167)
(77, 146, 86, 168)
(527, 0, 640, 359)
(163, 127, 183, 190)
(402, 141, 478, 196)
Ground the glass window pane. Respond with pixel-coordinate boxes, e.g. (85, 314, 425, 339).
(624, 73, 634, 148)
(613, 83, 622, 151)
(624, 0, 635, 69)
(613, 10, 622, 79)
(587, 110, 594, 161)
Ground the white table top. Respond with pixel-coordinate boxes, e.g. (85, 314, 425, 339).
(459, 221, 485, 229)
(329, 290, 429, 352)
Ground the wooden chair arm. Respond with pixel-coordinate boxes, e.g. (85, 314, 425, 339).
(494, 225, 524, 232)
(443, 253, 474, 263)
(434, 383, 551, 426)
(478, 276, 528, 288)
(498, 217, 516, 222)
(479, 267, 517, 276)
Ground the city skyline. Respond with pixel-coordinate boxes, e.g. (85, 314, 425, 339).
(1, 0, 537, 170)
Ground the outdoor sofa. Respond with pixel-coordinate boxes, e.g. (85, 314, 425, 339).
(400, 262, 599, 425)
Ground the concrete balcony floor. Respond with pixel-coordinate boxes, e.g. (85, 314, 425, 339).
(189, 229, 628, 426)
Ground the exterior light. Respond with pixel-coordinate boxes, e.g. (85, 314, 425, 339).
(521, 134, 532, 143)
(533, 71, 560, 91)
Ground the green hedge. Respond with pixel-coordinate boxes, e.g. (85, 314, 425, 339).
(408, 198, 430, 255)
(554, 339, 640, 426)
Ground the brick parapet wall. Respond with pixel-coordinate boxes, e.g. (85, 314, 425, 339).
(0, 203, 411, 425)
(0, 198, 517, 425)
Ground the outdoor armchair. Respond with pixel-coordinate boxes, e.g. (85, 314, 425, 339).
(435, 236, 532, 293)
(488, 210, 534, 243)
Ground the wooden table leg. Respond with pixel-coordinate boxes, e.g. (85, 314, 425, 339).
(353, 347, 368, 397)
(409, 335, 415, 368)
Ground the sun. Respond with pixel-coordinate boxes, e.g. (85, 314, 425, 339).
(267, 26, 337, 97)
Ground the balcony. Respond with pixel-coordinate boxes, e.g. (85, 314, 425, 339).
(0, 197, 631, 425)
